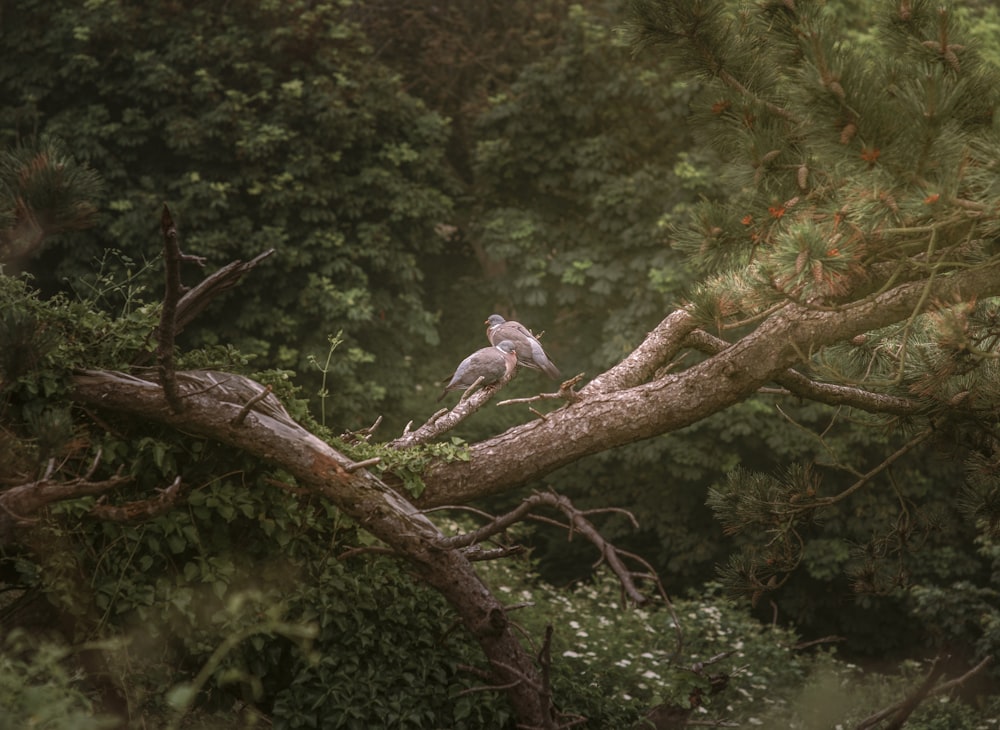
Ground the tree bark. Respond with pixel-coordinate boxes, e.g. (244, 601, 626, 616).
(70, 369, 556, 728)
(417, 261, 1000, 506)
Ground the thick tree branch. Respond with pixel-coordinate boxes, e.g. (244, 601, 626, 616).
(684, 328, 924, 415)
(418, 262, 1000, 506)
(583, 308, 697, 394)
(70, 368, 557, 728)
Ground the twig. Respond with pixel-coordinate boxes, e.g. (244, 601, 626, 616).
(464, 544, 525, 561)
(341, 416, 383, 444)
(497, 373, 586, 407)
(231, 384, 273, 426)
(336, 545, 397, 561)
(344, 457, 382, 473)
(684, 329, 923, 416)
(455, 678, 522, 698)
(793, 635, 846, 651)
(433, 491, 670, 616)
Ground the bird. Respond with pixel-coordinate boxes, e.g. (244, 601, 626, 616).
(485, 314, 560, 380)
(437, 340, 518, 402)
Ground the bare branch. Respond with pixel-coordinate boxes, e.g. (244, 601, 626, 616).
(497, 373, 586, 408)
(173, 249, 275, 334)
(436, 490, 657, 608)
(344, 457, 382, 473)
(464, 544, 526, 561)
(389, 367, 518, 449)
(583, 308, 698, 394)
(793, 635, 846, 651)
(341, 415, 383, 444)
(89, 476, 187, 522)
(1, 468, 132, 542)
(813, 428, 934, 508)
(854, 655, 994, 730)
(231, 384, 273, 426)
(156, 204, 189, 413)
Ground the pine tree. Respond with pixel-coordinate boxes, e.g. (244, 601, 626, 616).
(624, 0, 1000, 593)
(0, 139, 102, 272)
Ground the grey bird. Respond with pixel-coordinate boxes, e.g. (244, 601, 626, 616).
(437, 340, 518, 402)
(485, 314, 560, 380)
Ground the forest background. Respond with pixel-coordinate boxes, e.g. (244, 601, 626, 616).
(4, 0, 1000, 728)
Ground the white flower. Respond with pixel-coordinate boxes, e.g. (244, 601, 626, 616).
(640, 652, 655, 659)
(576, 630, 589, 638)
(563, 650, 581, 658)
(569, 620, 580, 629)
(642, 670, 660, 680)
(748, 719, 763, 726)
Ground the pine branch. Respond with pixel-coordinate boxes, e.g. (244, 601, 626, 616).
(684, 328, 924, 415)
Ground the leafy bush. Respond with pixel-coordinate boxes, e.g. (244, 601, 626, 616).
(0, 630, 117, 730)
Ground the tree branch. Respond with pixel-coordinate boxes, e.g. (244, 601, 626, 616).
(88, 476, 188, 523)
(434, 490, 676, 627)
(0, 459, 131, 542)
(684, 328, 924, 415)
(418, 261, 1000, 506)
(70, 368, 558, 729)
(156, 204, 205, 413)
(853, 655, 993, 730)
(583, 308, 698, 394)
(174, 249, 274, 334)
(389, 366, 518, 449)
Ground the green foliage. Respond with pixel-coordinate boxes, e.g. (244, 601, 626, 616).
(0, 137, 103, 271)
(469, 545, 1000, 728)
(13, 459, 517, 727)
(638, 0, 1000, 324)
(1, 0, 455, 430)
(346, 436, 471, 499)
(6, 0, 1000, 726)
(0, 630, 118, 730)
(464, 2, 710, 372)
(0, 264, 512, 728)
